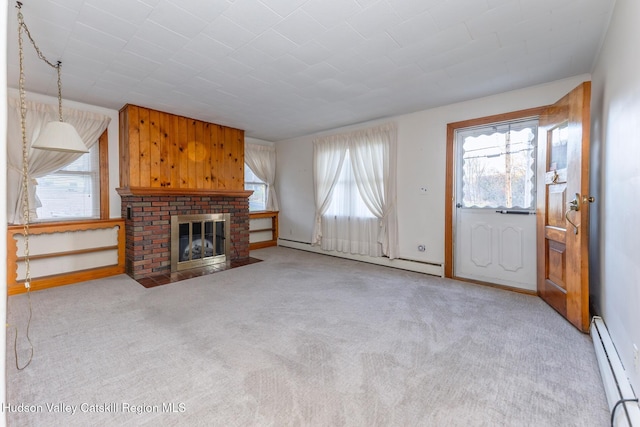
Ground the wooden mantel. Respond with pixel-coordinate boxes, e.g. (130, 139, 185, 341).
(116, 187, 253, 198)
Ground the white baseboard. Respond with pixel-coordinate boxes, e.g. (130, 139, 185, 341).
(277, 239, 444, 277)
(591, 316, 640, 427)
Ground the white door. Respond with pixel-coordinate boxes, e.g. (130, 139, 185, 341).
(453, 119, 538, 291)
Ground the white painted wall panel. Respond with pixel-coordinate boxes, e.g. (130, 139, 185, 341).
(590, 0, 640, 396)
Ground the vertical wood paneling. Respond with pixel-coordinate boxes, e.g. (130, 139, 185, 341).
(229, 128, 239, 188)
(194, 120, 204, 188)
(129, 106, 140, 187)
(209, 124, 220, 190)
(178, 116, 188, 188)
(138, 107, 151, 187)
(235, 129, 245, 188)
(149, 109, 161, 187)
(118, 108, 130, 188)
(187, 120, 197, 188)
(203, 123, 212, 189)
(120, 105, 245, 192)
(213, 125, 224, 189)
(234, 129, 244, 187)
(218, 127, 231, 189)
(170, 114, 179, 189)
(159, 113, 171, 187)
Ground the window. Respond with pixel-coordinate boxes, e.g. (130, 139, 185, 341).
(324, 148, 376, 219)
(245, 164, 267, 211)
(35, 144, 101, 220)
(313, 122, 398, 258)
(456, 118, 538, 210)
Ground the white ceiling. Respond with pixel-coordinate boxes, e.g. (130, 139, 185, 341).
(6, 0, 615, 141)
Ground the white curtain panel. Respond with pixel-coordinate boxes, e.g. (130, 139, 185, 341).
(244, 143, 279, 211)
(320, 215, 381, 256)
(6, 97, 111, 224)
(312, 122, 398, 259)
(321, 150, 380, 256)
(349, 123, 398, 259)
(312, 135, 348, 245)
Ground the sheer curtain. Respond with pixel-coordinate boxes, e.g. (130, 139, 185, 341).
(350, 123, 398, 259)
(312, 135, 347, 245)
(312, 123, 398, 259)
(7, 97, 111, 224)
(244, 143, 279, 211)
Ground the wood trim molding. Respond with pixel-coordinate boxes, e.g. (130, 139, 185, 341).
(444, 106, 548, 279)
(7, 219, 126, 295)
(116, 187, 254, 198)
(249, 211, 279, 250)
(99, 128, 110, 219)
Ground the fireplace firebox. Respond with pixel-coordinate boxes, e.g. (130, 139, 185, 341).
(171, 213, 230, 272)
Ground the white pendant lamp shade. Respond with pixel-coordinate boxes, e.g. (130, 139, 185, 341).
(31, 121, 88, 153)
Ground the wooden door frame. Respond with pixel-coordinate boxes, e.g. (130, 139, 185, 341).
(444, 107, 548, 281)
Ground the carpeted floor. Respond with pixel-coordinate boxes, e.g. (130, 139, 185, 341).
(5, 246, 609, 426)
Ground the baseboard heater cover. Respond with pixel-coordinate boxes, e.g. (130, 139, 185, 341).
(277, 238, 444, 277)
(591, 316, 640, 427)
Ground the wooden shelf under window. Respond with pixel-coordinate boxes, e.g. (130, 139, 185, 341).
(249, 211, 278, 250)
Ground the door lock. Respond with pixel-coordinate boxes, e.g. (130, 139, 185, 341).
(569, 195, 580, 212)
(566, 193, 580, 234)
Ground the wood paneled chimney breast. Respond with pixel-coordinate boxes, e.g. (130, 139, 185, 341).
(118, 104, 246, 193)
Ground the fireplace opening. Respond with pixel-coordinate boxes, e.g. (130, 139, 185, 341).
(171, 213, 230, 272)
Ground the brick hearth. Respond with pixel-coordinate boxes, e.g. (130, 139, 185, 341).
(120, 194, 250, 279)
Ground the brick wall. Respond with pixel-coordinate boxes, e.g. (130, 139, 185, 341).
(120, 195, 250, 279)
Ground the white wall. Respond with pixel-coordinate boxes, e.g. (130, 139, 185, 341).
(590, 0, 640, 393)
(276, 74, 589, 265)
(1, 2, 8, 424)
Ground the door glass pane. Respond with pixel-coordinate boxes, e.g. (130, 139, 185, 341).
(215, 221, 225, 256)
(549, 123, 568, 171)
(457, 119, 538, 209)
(204, 221, 214, 259)
(179, 223, 190, 261)
(192, 222, 203, 259)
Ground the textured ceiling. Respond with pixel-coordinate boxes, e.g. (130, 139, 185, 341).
(6, 0, 615, 141)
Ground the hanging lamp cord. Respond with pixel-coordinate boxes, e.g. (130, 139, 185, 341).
(13, 0, 41, 371)
(16, 1, 64, 121)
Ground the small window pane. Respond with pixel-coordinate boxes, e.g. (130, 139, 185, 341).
(458, 119, 537, 209)
(549, 124, 568, 171)
(245, 164, 267, 211)
(35, 146, 100, 220)
(325, 148, 376, 218)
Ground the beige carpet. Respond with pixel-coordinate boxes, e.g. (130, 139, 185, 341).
(6, 247, 609, 426)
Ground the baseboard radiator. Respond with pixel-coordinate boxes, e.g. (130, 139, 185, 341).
(277, 239, 444, 277)
(591, 316, 640, 426)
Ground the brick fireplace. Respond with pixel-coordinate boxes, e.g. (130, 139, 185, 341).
(117, 104, 252, 280)
(119, 191, 250, 279)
